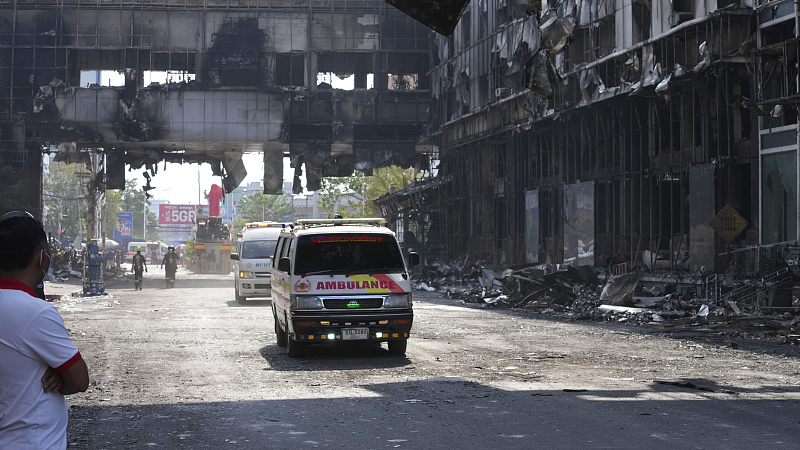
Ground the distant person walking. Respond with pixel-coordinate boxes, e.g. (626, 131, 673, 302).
(0, 211, 90, 449)
(160, 246, 179, 288)
(132, 246, 147, 290)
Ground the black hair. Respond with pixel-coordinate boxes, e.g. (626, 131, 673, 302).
(0, 216, 47, 272)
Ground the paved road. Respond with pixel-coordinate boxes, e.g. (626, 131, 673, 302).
(45, 268, 800, 449)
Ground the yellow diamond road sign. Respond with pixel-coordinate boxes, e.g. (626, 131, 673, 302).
(711, 204, 748, 244)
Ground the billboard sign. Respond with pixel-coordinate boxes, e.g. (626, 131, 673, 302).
(114, 212, 133, 240)
(159, 204, 198, 225)
(158, 204, 233, 225)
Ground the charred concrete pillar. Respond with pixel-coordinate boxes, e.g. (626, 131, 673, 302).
(292, 159, 304, 195)
(374, 51, 388, 92)
(123, 49, 139, 99)
(105, 149, 126, 190)
(354, 71, 368, 89)
(308, 52, 318, 90)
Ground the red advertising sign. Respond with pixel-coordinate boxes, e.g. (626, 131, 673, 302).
(158, 204, 198, 225)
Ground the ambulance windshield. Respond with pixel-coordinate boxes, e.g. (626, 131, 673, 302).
(241, 240, 278, 259)
(295, 234, 405, 274)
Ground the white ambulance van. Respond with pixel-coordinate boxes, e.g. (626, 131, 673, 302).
(270, 218, 419, 356)
(230, 222, 285, 304)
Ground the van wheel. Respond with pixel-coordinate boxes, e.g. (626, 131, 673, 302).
(387, 339, 407, 356)
(275, 312, 287, 347)
(286, 333, 304, 357)
(235, 286, 246, 304)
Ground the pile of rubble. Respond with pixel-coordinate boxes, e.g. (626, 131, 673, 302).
(412, 261, 800, 343)
(48, 258, 128, 283)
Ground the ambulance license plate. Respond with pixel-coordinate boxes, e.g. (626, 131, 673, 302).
(342, 328, 369, 340)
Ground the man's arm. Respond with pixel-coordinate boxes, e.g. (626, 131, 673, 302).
(58, 357, 89, 395)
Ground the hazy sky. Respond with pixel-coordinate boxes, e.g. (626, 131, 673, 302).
(143, 153, 296, 204)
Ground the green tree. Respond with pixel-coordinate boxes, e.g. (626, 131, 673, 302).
(42, 162, 162, 243)
(318, 172, 370, 218)
(121, 179, 160, 240)
(103, 188, 124, 238)
(364, 165, 416, 204)
(317, 166, 417, 218)
(234, 192, 293, 228)
(42, 161, 89, 241)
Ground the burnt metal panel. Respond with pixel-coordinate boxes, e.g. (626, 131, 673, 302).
(353, 142, 417, 171)
(525, 189, 540, 263)
(563, 181, 594, 266)
(761, 151, 798, 244)
(262, 147, 285, 195)
(689, 164, 716, 272)
(221, 151, 247, 193)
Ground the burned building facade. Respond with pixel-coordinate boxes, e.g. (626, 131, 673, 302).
(0, 0, 432, 218)
(1, 0, 797, 278)
(424, 0, 798, 275)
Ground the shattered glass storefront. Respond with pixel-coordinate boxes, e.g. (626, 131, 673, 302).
(761, 150, 798, 244)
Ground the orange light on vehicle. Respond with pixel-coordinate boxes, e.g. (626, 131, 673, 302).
(321, 321, 331, 326)
(379, 320, 389, 325)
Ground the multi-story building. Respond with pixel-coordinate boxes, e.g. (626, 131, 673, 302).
(423, 0, 771, 274)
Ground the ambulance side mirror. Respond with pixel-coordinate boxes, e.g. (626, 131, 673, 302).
(230, 253, 240, 261)
(278, 257, 291, 272)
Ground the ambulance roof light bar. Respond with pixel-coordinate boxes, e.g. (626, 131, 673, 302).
(296, 218, 385, 228)
(244, 221, 285, 228)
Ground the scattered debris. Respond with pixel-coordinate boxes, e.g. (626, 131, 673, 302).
(413, 261, 800, 340)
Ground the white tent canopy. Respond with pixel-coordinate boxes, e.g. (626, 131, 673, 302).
(102, 238, 120, 247)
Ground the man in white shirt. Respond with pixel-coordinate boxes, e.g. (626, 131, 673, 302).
(0, 211, 89, 449)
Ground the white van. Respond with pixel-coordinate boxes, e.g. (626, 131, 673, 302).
(126, 241, 168, 264)
(146, 242, 169, 264)
(126, 241, 148, 263)
(270, 218, 419, 356)
(229, 222, 285, 304)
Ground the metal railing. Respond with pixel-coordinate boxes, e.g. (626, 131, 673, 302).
(707, 267, 793, 312)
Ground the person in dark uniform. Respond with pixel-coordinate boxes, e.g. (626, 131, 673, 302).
(131, 246, 147, 290)
(160, 246, 179, 288)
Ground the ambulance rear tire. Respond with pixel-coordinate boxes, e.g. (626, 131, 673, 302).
(275, 313, 287, 347)
(388, 339, 407, 356)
